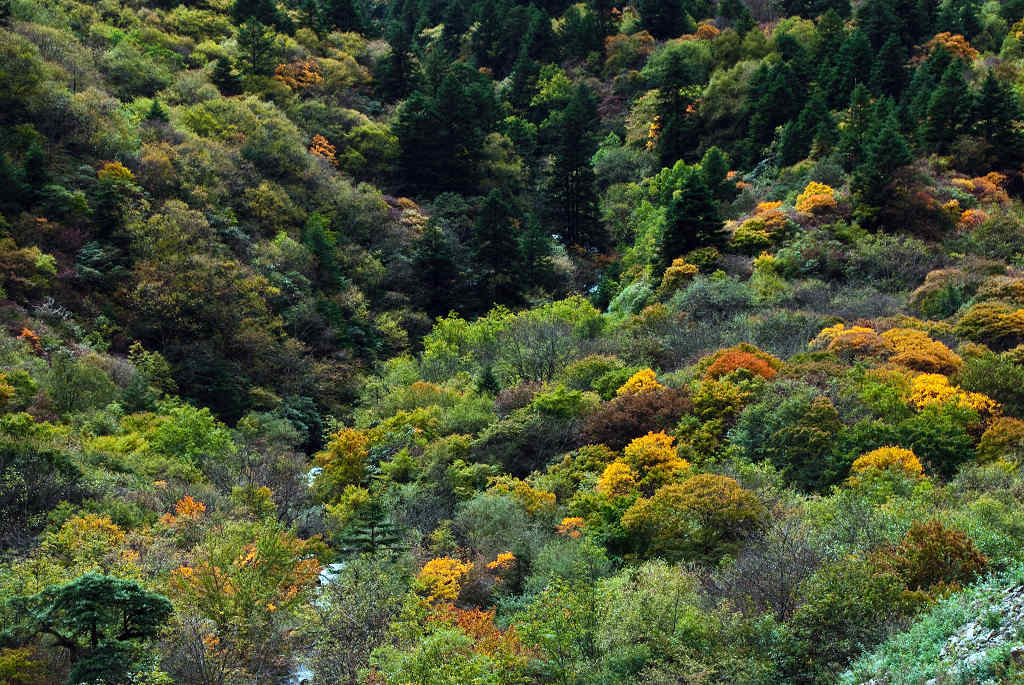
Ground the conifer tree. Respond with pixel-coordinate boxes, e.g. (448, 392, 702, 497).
(820, 29, 873, 108)
(856, 0, 905, 49)
(547, 84, 604, 250)
(232, 0, 292, 33)
(236, 18, 281, 76)
(413, 219, 463, 318)
(919, 61, 971, 151)
(838, 83, 875, 171)
(655, 49, 702, 167)
(853, 112, 913, 205)
(337, 500, 404, 556)
(320, 0, 365, 32)
(870, 35, 908, 97)
(472, 190, 523, 308)
(210, 56, 242, 95)
(700, 146, 734, 203)
(972, 70, 1022, 165)
(638, 0, 686, 39)
(658, 168, 725, 271)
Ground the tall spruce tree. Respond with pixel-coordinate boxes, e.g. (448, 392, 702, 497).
(852, 111, 913, 205)
(546, 84, 604, 250)
(472, 190, 524, 309)
(973, 70, 1022, 166)
(658, 168, 725, 271)
(919, 61, 972, 151)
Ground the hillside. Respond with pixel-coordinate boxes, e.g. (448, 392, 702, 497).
(5, 0, 1024, 683)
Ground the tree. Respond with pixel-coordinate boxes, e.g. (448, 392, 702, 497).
(621, 474, 765, 561)
(837, 83, 876, 171)
(820, 28, 873, 108)
(852, 112, 913, 205)
(658, 167, 725, 271)
(654, 48, 702, 167)
(210, 56, 242, 95)
(393, 63, 498, 193)
(637, 0, 687, 39)
(972, 70, 1022, 166)
(545, 84, 605, 250)
(336, 498, 405, 555)
(319, 0, 365, 32)
(870, 34, 908, 97)
(236, 18, 281, 76)
(232, 0, 292, 33)
(472, 189, 523, 309)
(308, 554, 409, 685)
(6, 574, 172, 683)
(918, 60, 971, 151)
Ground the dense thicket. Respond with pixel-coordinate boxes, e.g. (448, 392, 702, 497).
(6, 0, 1024, 682)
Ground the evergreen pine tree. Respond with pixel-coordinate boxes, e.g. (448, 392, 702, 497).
(519, 212, 556, 287)
(656, 49, 702, 167)
(733, 3, 756, 36)
(145, 98, 169, 122)
(658, 168, 725, 271)
(472, 190, 523, 308)
(870, 35, 908, 97)
(837, 83, 876, 171)
(21, 141, 47, 198)
(321, 0, 365, 32)
(820, 29, 873, 108)
(852, 113, 913, 205)
(337, 499, 404, 556)
(700, 146, 734, 203)
(638, 0, 686, 39)
(973, 70, 1023, 166)
(547, 84, 604, 250)
(919, 61, 972, 151)
(0, 153, 24, 210)
(856, 0, 905, 49)
(412, 219, 463, 317)
(232, 0, 292, 33)
(236, 18, 281, 76)
(210, 56, 242, 95)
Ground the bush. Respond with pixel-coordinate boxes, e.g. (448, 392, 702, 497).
(955, 301, 1024, 350)
(621, 473, 764, 561)
(579, 387, 692, 450)
(977, 417, 1024, 462)
(730, 382, 843, 491)
(788, 558, 909, 683)
(871, 519, 987, 594)
(955, 348, 1024, 417)
(670, 273, 754, 322)
(0, 436, 83, 548)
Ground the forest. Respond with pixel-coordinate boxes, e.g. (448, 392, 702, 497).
(5, 0, 1024, 682)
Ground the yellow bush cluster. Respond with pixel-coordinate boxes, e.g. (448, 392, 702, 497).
(795, 182, 837, 214)
(616, 368, 664, 396)
(908, 373, 999, 415)
(621, 431, 690, 490)
(882, 328, 962, 375)
(418, 557, 473, 602)
(488, 476, 557, 515)
(851, 446, 924, 478)
(596, 461, 638, 496)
